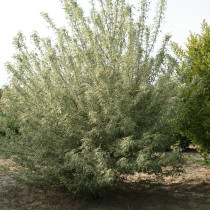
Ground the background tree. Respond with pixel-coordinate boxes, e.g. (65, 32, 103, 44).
(0, 89, 3, 99)
(172, 20, 210, 158)
(0, 89, 5, 136)
(0, 87, 19, 143)
(0, 89, 3, 135)
(2, 0, 182, 196)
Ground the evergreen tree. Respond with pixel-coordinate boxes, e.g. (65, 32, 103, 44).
(172, 20, 210, 158)
(2, 0, 182, 195)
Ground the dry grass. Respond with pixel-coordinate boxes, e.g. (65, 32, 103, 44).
(0, 151, 209, 210)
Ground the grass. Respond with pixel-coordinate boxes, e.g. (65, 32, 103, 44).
(193, 158, 210, 166)
(189, 156, 210, 166)
(0, 165, 10, 172)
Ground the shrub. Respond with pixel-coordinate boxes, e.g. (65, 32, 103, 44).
(2, 0, 182, 196)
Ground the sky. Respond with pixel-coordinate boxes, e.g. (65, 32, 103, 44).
(0, 0, 210, 88)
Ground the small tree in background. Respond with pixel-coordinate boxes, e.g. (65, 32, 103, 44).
(0, 89, 4, 136)
(172, 21, 210, 158)
(0, 88, 19, 139)
(0, 89, 3, 99)
(2, 0, 182, 196)
(0, 89, 7, 137)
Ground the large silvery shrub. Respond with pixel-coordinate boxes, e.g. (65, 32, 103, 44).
(2, 0, 182, 195)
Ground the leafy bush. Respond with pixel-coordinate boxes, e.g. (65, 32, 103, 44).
(172, 21, 210, 157)
(2, 0, 182, 196)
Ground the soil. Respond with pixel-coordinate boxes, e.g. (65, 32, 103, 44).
(0, 150, 210, 210)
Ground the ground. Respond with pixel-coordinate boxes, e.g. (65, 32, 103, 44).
(0, 150, 209, 210)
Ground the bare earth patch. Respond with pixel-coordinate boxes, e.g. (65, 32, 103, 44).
(0, 151, 209, 210)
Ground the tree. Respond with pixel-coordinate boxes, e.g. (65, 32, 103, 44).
(0, 87, 19, 141)
(172, 20, 210, 157)
(0, 89, 3, 136)
(0, 89, 3, 99)
(2, 0, 182, 196)
(0, 89, 6, 136)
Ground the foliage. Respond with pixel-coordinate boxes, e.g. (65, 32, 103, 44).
(0, 89, 6, 136)
(2, 0, 182, 196)
(171, 20, 210, 157)
(175, 133, 190, 150)
(0, 89, 3, 98)
(0, 88, 19, 138)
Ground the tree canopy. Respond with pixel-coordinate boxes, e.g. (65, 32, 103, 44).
(172, 20, 210, 157)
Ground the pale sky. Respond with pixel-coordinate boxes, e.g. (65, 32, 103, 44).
(0, 0, 210, 88)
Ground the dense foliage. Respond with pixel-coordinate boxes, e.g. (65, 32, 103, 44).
(172, 21, 210, 157)
(0, 89, 3, 98)
(0, 88, 19, 139)
(2, 0, 182, 196)
(0, 89, 6, 137)
(0, 89, 3, 136)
